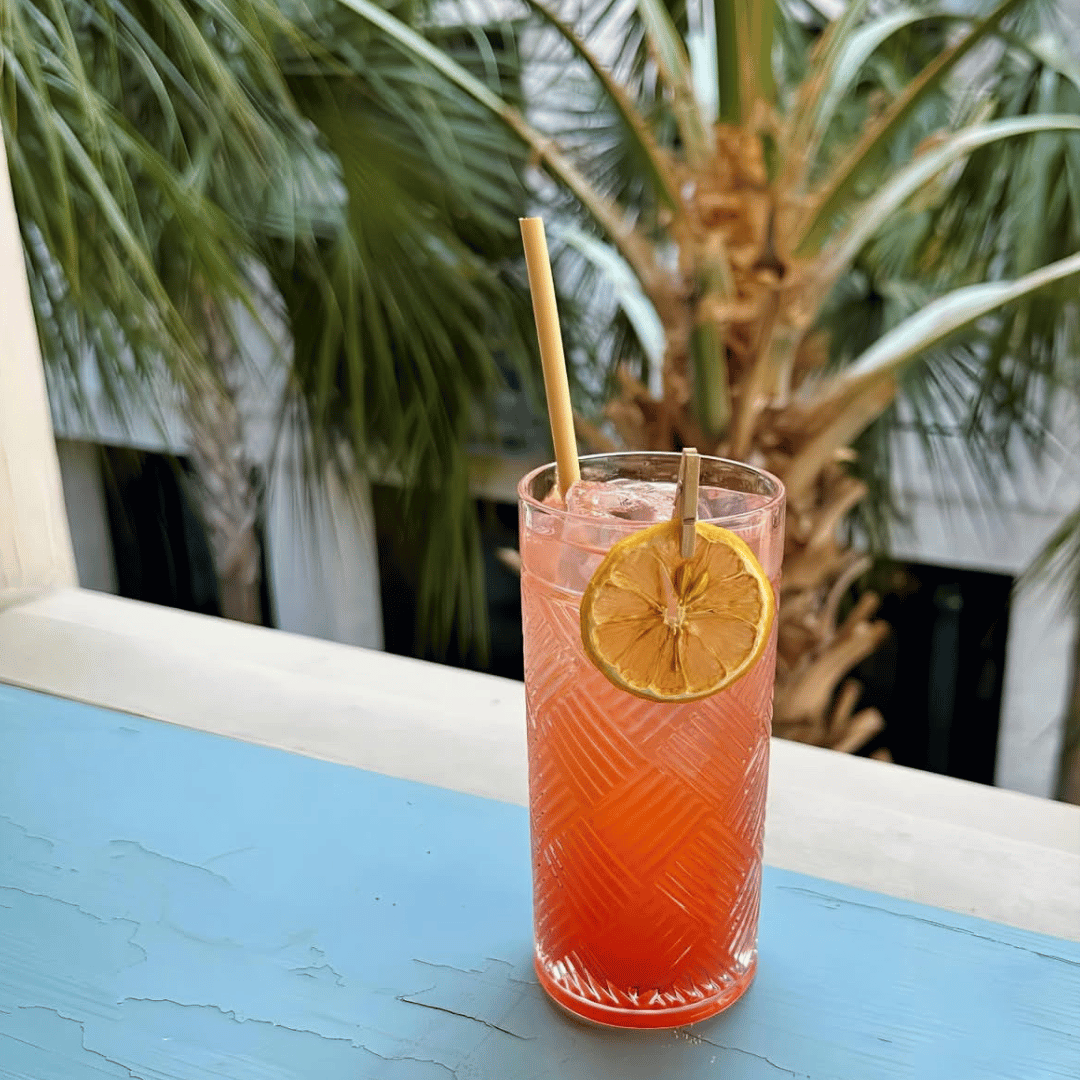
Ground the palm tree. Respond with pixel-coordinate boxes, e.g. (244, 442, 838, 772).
(3, 0, 537, 653)
(10, 0, 1080, 788)
(337, 0, 1080, 764)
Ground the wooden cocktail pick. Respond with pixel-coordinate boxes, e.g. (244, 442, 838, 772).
(672, 447, 700, 558)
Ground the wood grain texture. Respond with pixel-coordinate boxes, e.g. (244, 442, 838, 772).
(0, 138, 77, 596)
(1, 683, 1077, 1079)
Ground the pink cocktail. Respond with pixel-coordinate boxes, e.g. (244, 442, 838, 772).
(518, 452, 785, 1028)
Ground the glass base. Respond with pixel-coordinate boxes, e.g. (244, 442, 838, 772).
(535, 954, 757, 1030)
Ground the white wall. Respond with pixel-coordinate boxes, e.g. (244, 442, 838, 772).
(265, 444, 384, 650)
(54, 440, 117, 595)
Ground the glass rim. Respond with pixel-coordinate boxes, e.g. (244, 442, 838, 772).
(517, 451, 785, 528)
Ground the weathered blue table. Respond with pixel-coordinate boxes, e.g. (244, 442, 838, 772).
(2, 680, 1078, 1079)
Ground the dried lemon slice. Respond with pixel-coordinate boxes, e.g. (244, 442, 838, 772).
(580, 520, 775, 702)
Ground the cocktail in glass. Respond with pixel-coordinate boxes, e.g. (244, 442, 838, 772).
(518, 452, 785, 1028)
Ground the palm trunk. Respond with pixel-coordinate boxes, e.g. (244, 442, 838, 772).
(770, 464, 888, 751)
(599, 230, 891, 752)
(583, 387, 890, 754)
(182, 299, 263, 625)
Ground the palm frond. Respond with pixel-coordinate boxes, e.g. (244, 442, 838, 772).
(711, 0, 774, 123)
(524, 0, 680, 210)
(820, 114, 1080, 288)
(795, 6, 968, 178)
(333, 0, 662, 295)
(834, 249, 1080, 393)
(3, 0, 327, 402)
(550, 222, 665, 376)
(274, 38, 541, 660)
(633, 0, 711, 164)
(797, 0, 1030, 251)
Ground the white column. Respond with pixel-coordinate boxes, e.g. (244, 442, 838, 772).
(996, 578, 1076, 797)
(54, 439, 117, 594)
(265, 452, 384, 651)
(0, 137, 77, 598)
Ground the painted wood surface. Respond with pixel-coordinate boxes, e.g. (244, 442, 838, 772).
(2, 683, 1077, 1079)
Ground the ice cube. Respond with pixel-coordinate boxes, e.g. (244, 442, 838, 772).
(556, 478, 776, 524)
(564, 479, 677, 521)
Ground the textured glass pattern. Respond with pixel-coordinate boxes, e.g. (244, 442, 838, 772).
(519, 454, 783, 1028)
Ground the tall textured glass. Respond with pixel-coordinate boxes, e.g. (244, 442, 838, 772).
(518, 452, 785, 1028)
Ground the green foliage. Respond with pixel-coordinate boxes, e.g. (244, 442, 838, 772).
(2, 0, 539, 662)
(1, 0, 304, 406)
(825, 7, 1080, 543)
(275, 28, 538, 660)
(331, 0, 1080, 649)
(9, 0, 1080, 666)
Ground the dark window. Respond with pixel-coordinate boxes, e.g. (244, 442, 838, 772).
(99, 445, 273, 626)
(854, 561, 1012, 784)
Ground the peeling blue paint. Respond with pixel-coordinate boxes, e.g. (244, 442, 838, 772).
(1, 682, 1077, 1078)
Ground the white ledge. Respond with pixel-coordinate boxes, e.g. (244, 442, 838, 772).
(1, 587, 1077, 942)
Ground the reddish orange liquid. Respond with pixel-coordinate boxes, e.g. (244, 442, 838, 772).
(521, 516, 778, 1028)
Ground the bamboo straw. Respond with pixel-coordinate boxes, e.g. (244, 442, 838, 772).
(672, 447, 700, 558)
(520, 217, 580, 497)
